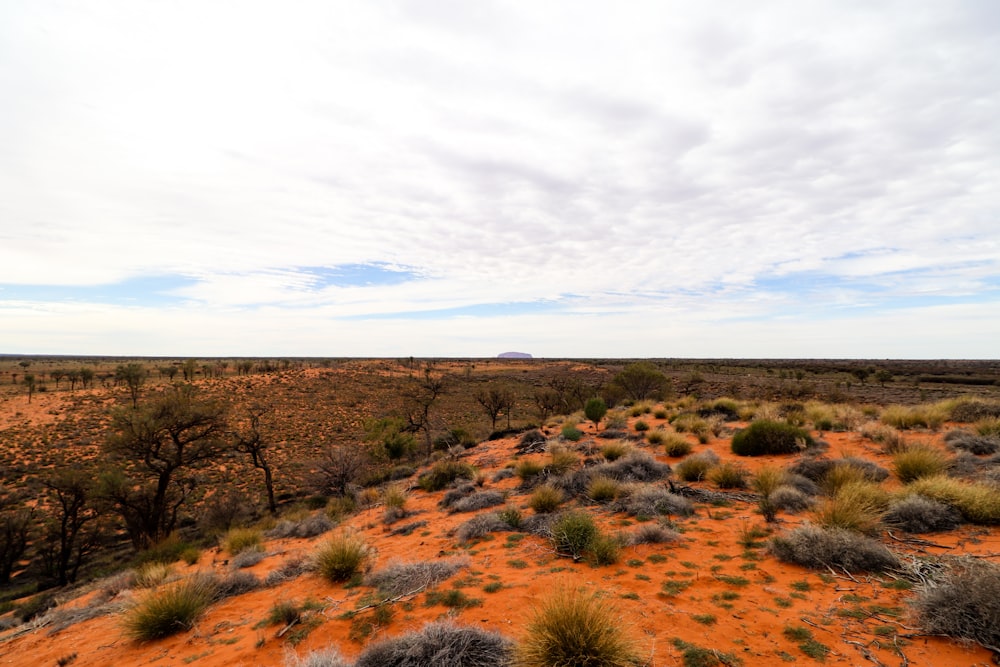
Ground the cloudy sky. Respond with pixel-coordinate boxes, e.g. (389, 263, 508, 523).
(1, 1, 998, 358)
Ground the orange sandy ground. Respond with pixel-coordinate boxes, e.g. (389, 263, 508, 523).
(2, 406, 998, 667)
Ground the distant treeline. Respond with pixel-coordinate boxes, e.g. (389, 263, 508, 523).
(917, 375, 999, 386)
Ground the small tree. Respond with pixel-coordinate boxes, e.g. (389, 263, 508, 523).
(0, 487, 31, 585)
(116, 363, 147, 408)
(476, 385, 515, 432)
(102, 385, 228, 549)
(533, 388, 562, 424)
(402, 367, 446, 457)
(851, 368, 871, 385)
(51, 370, 65, 389)
(874, 369, 893, 387)
(584, 397, 608, 431)
(79, 366, 94, 389)
(181, 359, 198, 381)
(67, 369, 80, 391)
(23, 374, 36, 403)
(613, 362, 667, 401)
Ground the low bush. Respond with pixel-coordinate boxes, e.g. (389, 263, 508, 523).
(599, 450, 671, 483)
(893, 444, 951, 483)
(860, 422, 906, 454)
(122, 575, 217, 641)
(944, 429, 1000, 456)
(266, 513, 334, 540)
(752, 466, 787, 497)
(455, 513, 514, 543)
(814, 481, 888, 534)
(365, 558, 469, 597)
(769, 524, 900, 572)
(674, 451, 718, 482)
(314, 532, 370, 582)
(355, 621, 514, 667)
(418, 460, 476, 492)
(515, 459, 546, 482)
(133, 562, 175, 589)
(645, 429, 666, 445)
(550, 511, 599, 560)
(947, 398, 1000, 423)
(613, 486, 693, 518)
(633, 420, 649, 432)
(517, 588, 638, 667)
(628, 523, 680, 545)
(910, 559, 1000, 653)
(769, 485, 813, 513)
(561, 424, 583, 442)
(285, 648, 350, 667)
(547, 447, 579, 475)
(885, 494, 962, 533)
(264, 557, 310, 587)
(976, 417, 1000, 438)
(223, 527, 263, 555)
(529, 485, 565, 514)
(451, 490, 506, 514)
(587, 475, 623, 503)
(731, 420, 814, 456)
(661, 433, 692, 457)
(907, 475, 1000, 524)
(709, 462, 750, 489)
(881, 404, 947, 430)
(587, 533, 622, 567)
(230, 549, 267, 570)
(496, 505, 522, 529)
(600, 441, 631, 462)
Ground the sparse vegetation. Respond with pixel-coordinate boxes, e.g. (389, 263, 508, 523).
(122, 575, 217, 641)
(731, 419, 814, 456)
(518, 588, 638, 667)
(769, 525, 900, 572)
(910, 558, 1000, 654)
(314, 532, 371, 582)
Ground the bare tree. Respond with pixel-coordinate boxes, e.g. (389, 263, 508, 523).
(41, 469, 100, 585)
(233, 405, 278, 514)
(402, 367, 446, 457)
(475, 385, 514, 431)
(23, 374, 35, 403)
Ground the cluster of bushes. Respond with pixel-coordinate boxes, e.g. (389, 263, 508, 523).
(731, 420, 814, 456)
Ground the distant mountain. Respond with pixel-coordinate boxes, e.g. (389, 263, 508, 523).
(498, 351, 532, 359)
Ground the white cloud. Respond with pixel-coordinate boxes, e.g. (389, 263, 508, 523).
(0, 1, 998, 356)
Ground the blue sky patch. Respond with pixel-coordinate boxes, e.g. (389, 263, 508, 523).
(0, 275, 198, 306)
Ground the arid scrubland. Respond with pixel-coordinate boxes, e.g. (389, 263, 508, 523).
(1, 357, 999, 666)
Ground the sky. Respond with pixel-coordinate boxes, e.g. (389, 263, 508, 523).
(1, 1, 998, 358)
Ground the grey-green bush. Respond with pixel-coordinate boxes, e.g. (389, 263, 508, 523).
(769, 525, 899, 573)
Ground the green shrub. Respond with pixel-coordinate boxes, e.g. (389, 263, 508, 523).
(814, 482, 887, 534)
(547, 447, 579, 475)
(516, 459, 545, 481)
(551, 512, 599, 560)
(529, 485, 564, 514)
(314, 532, 370, 582)
(674, 451, 718, 482)
(881, 404, 947, 430)
(600, 441, 631, 462)
(223, 527, 263, 555)
(133, 562, 175, 589)
(587, 533, 622, 567)
(731, 420, 814, 456)
(633, 420, 649, 432)
(123, 575, 217, 641)
(497, 505, 523, 529)
(517, 588, 638, 667)
(752, 466, 788, 497)
(417, 460, 476, 491)
(708, 462, 750, 489)
(382, 484, 408, 509)
(645, 429, 665, 445)
(661, 433, 692, 457)
(585, 397, 608, 428)
(587, 475, 622, 503)
(561, 424, 584, 442)
(907, 475, 1000, 524)
(893, 444, 951, 483)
